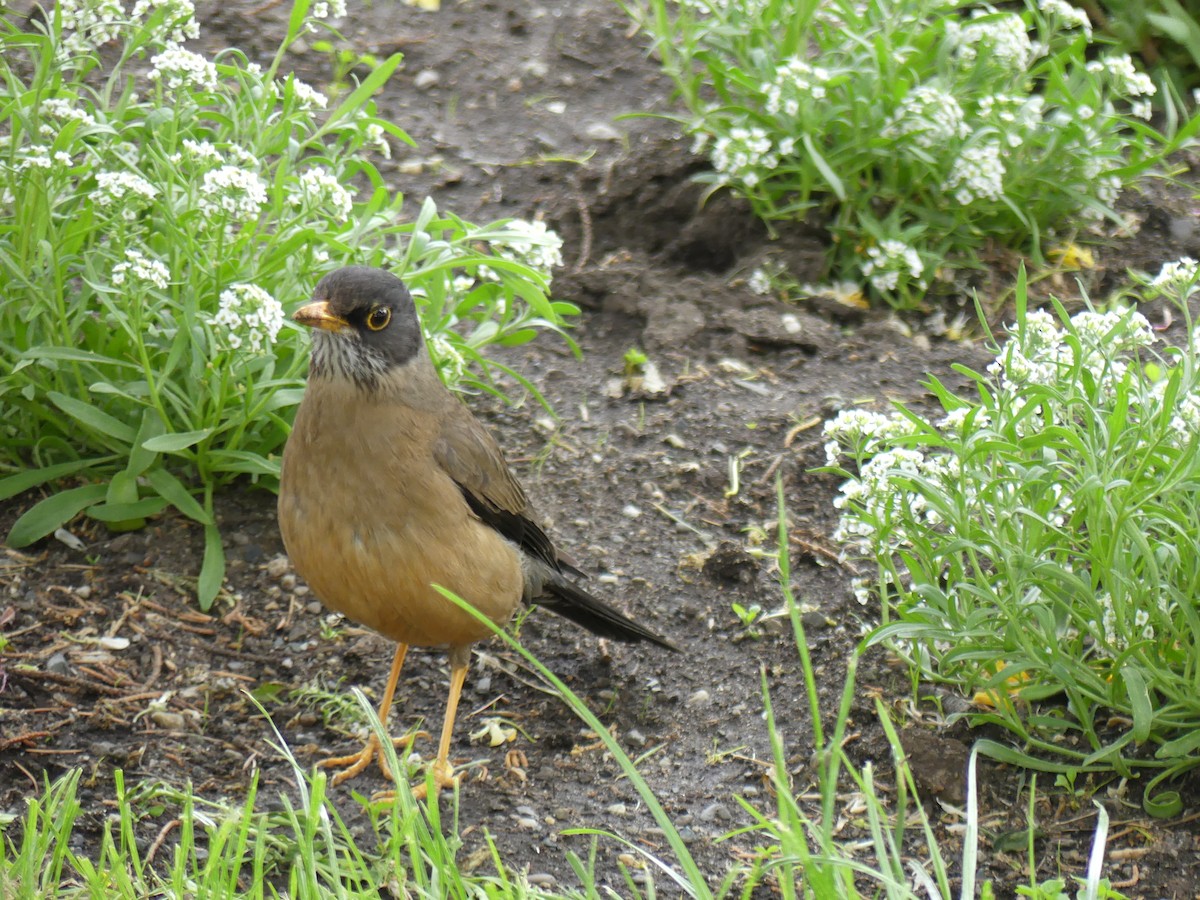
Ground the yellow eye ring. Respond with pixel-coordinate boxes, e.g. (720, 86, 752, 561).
(366, 306, 391, 331)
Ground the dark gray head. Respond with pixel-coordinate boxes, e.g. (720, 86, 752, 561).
(294, 267, 423, 388)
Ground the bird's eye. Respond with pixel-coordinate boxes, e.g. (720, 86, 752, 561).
(366, 306, 391, 331)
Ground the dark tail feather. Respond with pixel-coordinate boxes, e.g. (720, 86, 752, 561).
(535, 574, 678, 652)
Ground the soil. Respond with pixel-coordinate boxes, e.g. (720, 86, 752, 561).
(4, 0, 1200, 896)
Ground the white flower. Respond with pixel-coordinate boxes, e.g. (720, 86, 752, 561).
(861, 240, 926, 294)
(198, 166, 267, 221)
(711, 123, 779, 188)
(291, 168, 354, 218)
(112, 248, 171, 290)
(747, 268, 773, 296)
(285, 78, 328, 111)
(491, 219, 564, 276)
(131, 0, 199, 42)
(762, 57, 832, 117)
(1151, 258, 1199, 300)
(309, 0, 346, 19)
(885, 86, 968, 149)
(944, 141, 1005, 205)
(365, 123, 391, 159)
(427, 333, 465, 382)
(210, 284, 284, 353)
(946, 13, 1036, 71)
(1087, 55, 1156, 97)
(96, 171, 158, 220)
(15, 145, 54, 171)
(55, 0, 126, 56)
(39, 97, 98, 128)
(149, 44, 218, 92)
(1037, 0, 1092, 35)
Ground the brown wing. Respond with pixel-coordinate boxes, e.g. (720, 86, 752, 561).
(433, 403, 563, 573)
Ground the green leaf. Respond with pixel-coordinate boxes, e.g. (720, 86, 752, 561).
(87, 497, 169, 522)
(48, 391, 136, 444)
(197, 523, 225, 611)
(1120, 666, 1153, 744)
(7, 483, 108, 547)
(141, 429, 213, 453)
(146, 469, 211, 524)
(324, 53, 404, 131)
(128, 410, 166, 476)
(0, 458, 110, 502)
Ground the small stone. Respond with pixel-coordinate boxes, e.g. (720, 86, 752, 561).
(686, 689, 711, 708)
(516, 817, 540, 831)
(528, 873, 556, 887)
(46, 652, 70, 675)
(414, 69, 440, 89)
(280, 574, 297, 592)
(584, 122, 621, 141)
(663, 433, 687, 449)
(621, 504, 642, 519)
(75, 585, 92, 600)
(625, 728, 646, 748)
(700, 802, 731, 823)
(150, 710, 185, 730)
(545, 100, 566, 115)
(266, 556, 290, 579)
(605, 802, 627, 816)
(514, 805, 537, 818)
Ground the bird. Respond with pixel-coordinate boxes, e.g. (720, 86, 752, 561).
(277, 265, 677, 797)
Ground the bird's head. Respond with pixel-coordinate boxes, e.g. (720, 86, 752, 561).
(294, 267, 423, 388)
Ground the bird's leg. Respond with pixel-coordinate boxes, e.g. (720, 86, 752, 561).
(411, 649, 470, 799)
(320, 643, 417, 786)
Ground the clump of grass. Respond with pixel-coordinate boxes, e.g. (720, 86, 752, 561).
(0, 0, 576, 607)
(625, 0, 1199, 309)
(825, 261, 1200, 814)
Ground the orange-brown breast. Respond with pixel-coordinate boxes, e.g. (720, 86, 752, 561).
(278, 377, 524, 648)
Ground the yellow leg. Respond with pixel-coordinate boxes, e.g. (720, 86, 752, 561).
(410, 658, 468, 800)
(319, 643, 417, 786)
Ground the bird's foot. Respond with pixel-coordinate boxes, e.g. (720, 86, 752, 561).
(318, 730, 429, 787)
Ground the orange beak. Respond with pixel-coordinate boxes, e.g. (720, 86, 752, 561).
(293, 300, 350, 333)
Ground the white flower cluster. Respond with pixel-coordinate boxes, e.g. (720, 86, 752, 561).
(977, 94, 1044, 148)
(1037, 0, 1092, 35)
(55, 0, 125, 57)
(1151, 257, 1199, 299)
(95, 171, 158, 220)
(762, 57, 831, 117)
(284, 78, 329, 111)
(112, 248, 171, 290)
(149, 45, 219, 92)
(309, 0, 347, 22)
(427, 333, 466, 383)
(39, 97, 99, 129)
(1087, 55, 1156, 98)
(13, 145, 73, 171)
(198, 166, 267, 222)
(491, 219, 564, 277)
(987, 308, 1153, 397)
(168, 138, 224, 168)
(365, 123, 391, 159)
(823, 408, 920, 467)
(945, 13, 1037, 71)
(131, 0, 199, 42)
(861, 239, 926, 294)
(943, 140, 1005, 205)
(210, 284, 284, 353)
(711, 123, 792, 189)
(291, 168, 354, 219)
(1096, 591, 1168, 654)
(885, 86, 969, 149)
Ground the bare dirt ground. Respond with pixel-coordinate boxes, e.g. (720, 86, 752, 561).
(4, 0, 1200, 895)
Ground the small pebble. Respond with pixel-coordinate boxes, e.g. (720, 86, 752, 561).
(280, 574, 297, 591)
(527, 873, 556, 887)
(75, 584, 92, 600)
(605, 802, 627, 816)
(584, 122, 621, 141)
(266, 556, 290, 579)
(686, 689, 711, 708)
(414, 69, 440, 89)
(516, 817, 540, 831)
(700, 802, 731, 823)
(46, 652, 70, 675)
(625, 728, 646, 748)
(515, 805, 537, 818)
(621, 504, 642, 519)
